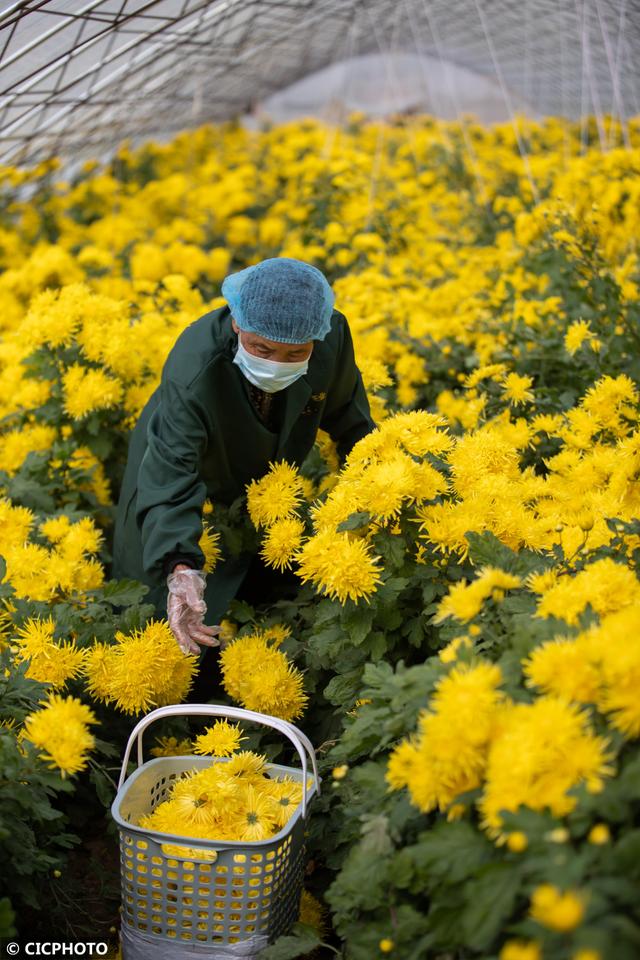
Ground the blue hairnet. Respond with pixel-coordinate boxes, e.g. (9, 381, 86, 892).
(221, 257, 335, 344)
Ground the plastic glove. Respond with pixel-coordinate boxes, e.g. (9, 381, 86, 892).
(166, 567, 220, 655)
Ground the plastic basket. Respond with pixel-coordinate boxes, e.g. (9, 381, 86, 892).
(111, 704, 320, 959)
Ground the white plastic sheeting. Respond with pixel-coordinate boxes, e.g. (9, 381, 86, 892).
(0, 0, 638, 165)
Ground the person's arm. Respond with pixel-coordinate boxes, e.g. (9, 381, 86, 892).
(320, 314, 376, 462)
(134, 375, 209, 579)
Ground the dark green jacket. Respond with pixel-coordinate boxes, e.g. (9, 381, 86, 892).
(111, 305, 374, 620)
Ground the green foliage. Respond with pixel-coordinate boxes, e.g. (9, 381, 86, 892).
(0, 571, 156, 933)
(258, 924, 323, 959)
(0, 897, 16, 939)
(0, 655, 75, 913)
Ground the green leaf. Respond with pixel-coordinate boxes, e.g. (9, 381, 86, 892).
(98, 578, 149, 606)
(228, 600, 255, 623)
(403, 821, 494, 888)
(341, 606, 374, 645)
(360, 814, 393, 856)
(424, 900, 467, 948)
(258, 924, 322, 959)
(337, 511, 371, 532)
(6, 476, 56, 512)
(421, 582, 438, 604)
(375, 577, 409, 603)
(499, 594, 536, 616)
(308, 624, 343, 660)
(89, 766, 116, 809)
(404, 616, 426, 647)
(217, 521, 248, 556)
(375, 535, 406, 568)
(466, 530, 518, 569)
(323, 670, 363, 706)
(377, 604, 404, 631)
(612, 830, 640, 881)
(461, 862, 521, 950)
(366, 631, 389, 661)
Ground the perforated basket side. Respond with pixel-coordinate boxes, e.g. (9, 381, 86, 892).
(114, 756, 315, 947)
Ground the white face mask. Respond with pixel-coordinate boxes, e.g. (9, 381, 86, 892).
(233, 339, 309, 393)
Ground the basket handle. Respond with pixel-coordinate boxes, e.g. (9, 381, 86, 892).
(117, 704, 320, 817)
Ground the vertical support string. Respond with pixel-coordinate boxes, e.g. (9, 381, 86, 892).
(575, 0, 607, 151)
(471, 0, 540, 204)
(319, 0, 361, 162)
(360, 0, 404, 233)
(418, 0, 489, 205)
(403, 0, 455, 155)
(593, 0, 630, 149)
(577, 0, 589, 154)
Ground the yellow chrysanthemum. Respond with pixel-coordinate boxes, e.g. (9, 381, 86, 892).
(299, 889, 327, 937)
(223, 751, 267, 782)
(62, 362, 123, 420)
(529, 884, 586, 932)
(150, 736, 193, 758)
(194, 720, 246, 758)
(296, 529, 383, 604)
(564, 319, 595, 355)
(265, 777, 304, 828)
(524, 634, 602, 704)
(246, 461, 304, 527)
(501, 372, 535, 405)
(435, 567, 522, 623)
(12, 616, 86, 689)
(535, 558, 640, 625)
(261, 516, 305, 570)
(228, 784, 279, 841)
(387, 663, 504, 813)
(199, 523, 222, 573)
(480, 697, 613, 832)
(499, 940, 541, 960)
(84, 620, 195, 714)
(22, 694, 97, 777)
(220, 628, 307, 721)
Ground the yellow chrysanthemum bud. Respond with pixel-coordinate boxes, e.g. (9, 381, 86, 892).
(546, 827, 570, 843)
(506, 831, 528, 853)
(218, 619, 238, 644)
(499, 941, 541, 960)
(587, 823, 610, 845)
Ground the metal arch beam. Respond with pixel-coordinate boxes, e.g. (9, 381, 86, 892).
(0, 0, 356, 163)
(1, 0, 115, 75)
(0, 0, 233, 146)
(2, 0, 351, 154)
(0, 0, 196, 104)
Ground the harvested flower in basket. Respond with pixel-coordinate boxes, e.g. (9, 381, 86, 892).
(138, 720, 304, 844)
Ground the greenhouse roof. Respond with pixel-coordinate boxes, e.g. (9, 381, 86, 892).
(1, 0, 638, 166)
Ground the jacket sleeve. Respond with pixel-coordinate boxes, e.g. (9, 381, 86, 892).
(134, 376, 208, 578)
(320, 315, 376, 462)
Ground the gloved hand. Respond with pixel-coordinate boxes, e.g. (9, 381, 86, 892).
(166, 567, 220, 655)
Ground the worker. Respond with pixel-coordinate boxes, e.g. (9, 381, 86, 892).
(111, 257, 375, 659)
